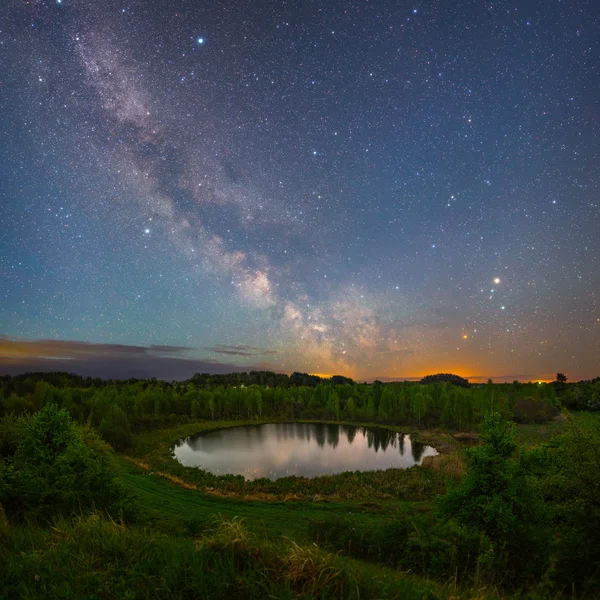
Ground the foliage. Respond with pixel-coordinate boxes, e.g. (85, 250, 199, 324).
(308, 510, 480, 583)
(3, 372, 594, 438)
(552, 372, 568, 397)
(511, 395, 558, 423)
(0, 513, 441, 600)
(0, 404, 133, 522)
(436, 412, 549, 585)
(98, 403, 132, 451)
(419, 373, 470, 388)
(541, 414, 600, 594)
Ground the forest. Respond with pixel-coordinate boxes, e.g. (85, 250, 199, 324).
(1, 370, 599, 452)
(1, 371, 599, 598)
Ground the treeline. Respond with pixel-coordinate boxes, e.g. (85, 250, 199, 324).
(1, 372, 598, 450)
(0, 370, 353, 391)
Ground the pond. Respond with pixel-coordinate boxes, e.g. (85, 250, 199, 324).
(172, 422, 438, 480)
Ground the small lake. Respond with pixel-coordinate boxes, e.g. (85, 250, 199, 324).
(172, 423, 438, 480)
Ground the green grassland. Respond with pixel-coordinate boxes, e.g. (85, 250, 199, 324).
(124, 419, 458, 503)
(2, 401, 599, 599)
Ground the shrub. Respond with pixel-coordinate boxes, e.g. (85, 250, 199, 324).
(512, 396, 558, 423)
(98, 403, 132, 451)
(436, 412, 549, 585)
(542, 414, 600, 593)
(308, 511, 480, 583)
(0, 404, 133, 522)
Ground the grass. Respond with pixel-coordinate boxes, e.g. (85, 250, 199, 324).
(0, 511, 446, 600)
(119, 457, 419, 541)
(125, 419, 456, 502)
(5, 413, 595, 599)
(513, 416, 569, 447)
(120, 413, 589, 546)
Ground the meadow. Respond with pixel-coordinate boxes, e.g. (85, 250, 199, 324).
(1, 372, 599, 598)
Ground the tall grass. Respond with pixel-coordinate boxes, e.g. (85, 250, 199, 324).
(0, 512, 446, 599)
(307, 510, 481, 585)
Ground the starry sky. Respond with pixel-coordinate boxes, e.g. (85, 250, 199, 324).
(1, 0, 598, 382)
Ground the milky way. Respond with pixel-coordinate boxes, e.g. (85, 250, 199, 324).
(1, 0, 598, 381)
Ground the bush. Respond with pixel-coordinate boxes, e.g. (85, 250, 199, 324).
(0, 404, 134, 522)
(542, 414, 600, 594)
(98, 403, 132, 451)
(512, 396, 558, 423)
(436, 412, 549, 585)
(308, 511, 480, 582)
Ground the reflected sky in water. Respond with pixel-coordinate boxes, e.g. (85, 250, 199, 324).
(173, 423, 438, 480)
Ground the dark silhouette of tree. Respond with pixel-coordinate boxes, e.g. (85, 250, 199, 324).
(553, 372, 568, 396)
(419, 373, 470, 388)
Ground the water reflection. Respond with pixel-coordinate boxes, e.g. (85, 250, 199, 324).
(173, 423, 438, 481)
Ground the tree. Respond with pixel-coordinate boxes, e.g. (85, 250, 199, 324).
(365, 396, 376, 420)
(437, 412, 548, 584)
(0, 404, 132, 522)
(98, 403, 132, 451)
(419, 373, 469, 388)
(553, 372, 568, 396)
(327, 392, 340, 420)
(345, 396, 356, 419)
(378, 387, 395, 420)
(542, 414, 600, 592)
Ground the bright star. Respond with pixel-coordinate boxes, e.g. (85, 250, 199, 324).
(494, 277, 501, 284)
(197, 37, 204, 45)
(144, 228, 150, 234)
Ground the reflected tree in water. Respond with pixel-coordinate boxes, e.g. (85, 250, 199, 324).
(173, 424, 438, 480)
(345, 425, 357, 445)
(295, 423, 306, 441)
(326, 424, 340, 448)
(411, 440, 425, 463)
(314, 423, 326, 448)
(379, 429, 393, 452)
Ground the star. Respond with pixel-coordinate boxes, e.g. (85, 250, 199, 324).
(1, 0, 597, 383)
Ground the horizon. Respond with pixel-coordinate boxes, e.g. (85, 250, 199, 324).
(0, 335, 581, 384)
(2, 1, 598, 382)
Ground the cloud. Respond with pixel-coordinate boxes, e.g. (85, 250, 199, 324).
(206, 344, 278, 357)
(207, 347, 254, 357)
(0, 337, 275, 380)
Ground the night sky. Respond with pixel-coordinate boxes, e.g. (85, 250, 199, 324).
(1, 0, 598, 382)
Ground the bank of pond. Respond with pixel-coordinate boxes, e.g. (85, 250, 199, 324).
(0, 402, 600, 598)
(173, 423, 438, 480)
